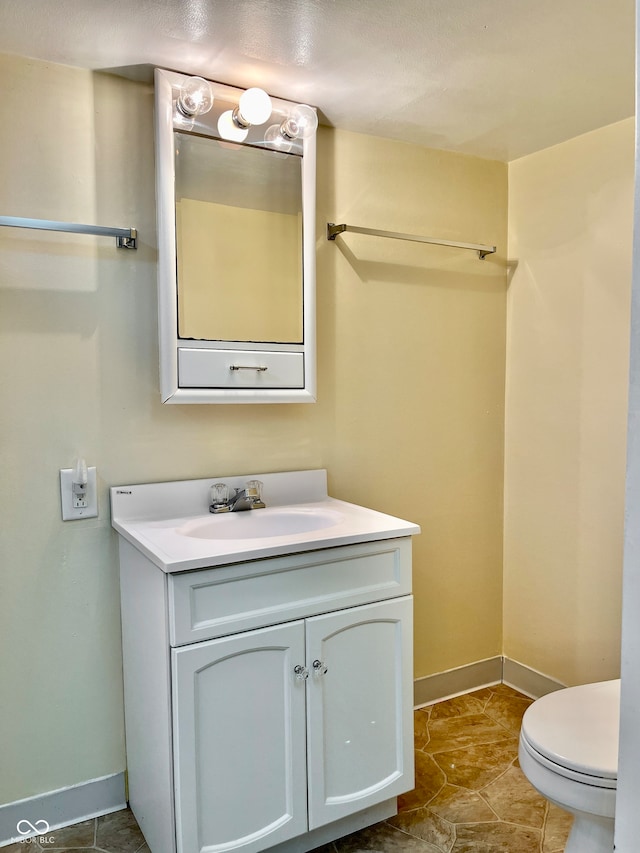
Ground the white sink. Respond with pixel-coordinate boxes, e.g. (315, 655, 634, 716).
(110, 470, 420, 571)
(177, 507, 344, 540)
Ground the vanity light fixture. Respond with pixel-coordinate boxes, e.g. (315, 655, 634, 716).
(264, 103, 318, 151)
(217, 109, 250, 142)
(176, 76, 214, 118)
(233, 87, 272, 127)
(281, 104, 318, 139)
(263, 123, 294, 152)
(217, 86, 273, 142)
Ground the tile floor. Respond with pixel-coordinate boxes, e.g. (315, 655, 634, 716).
(4, 809, 148, 853)
(6, 684, 571, 853)
(334, 684, 573, 853)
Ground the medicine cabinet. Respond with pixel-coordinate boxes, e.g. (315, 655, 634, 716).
(154, 69, 317, 403)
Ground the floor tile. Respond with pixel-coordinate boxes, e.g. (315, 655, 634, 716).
(431, 737, 519, 789)
(483, 692, 533, 735)
(397, 751, 446, 811)
(39, 819, 95, 849)
(426, 714, 512, 754)
(427, 784, 498, 824)
(481, 765, 547, 828)
(465, 687, 495, 707)
(39, 848, 97, 853)
(452, 821, 541, 852)
(387, 804, 455, 850)
(334, 822, 443, 853)
(429, 694, 486, 721)
(414, 708, 431, 749)
(95, 810, 145, 853)
(542, 804, 574, 852)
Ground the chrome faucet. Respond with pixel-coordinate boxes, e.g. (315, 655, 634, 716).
(209, 480, 265, 513)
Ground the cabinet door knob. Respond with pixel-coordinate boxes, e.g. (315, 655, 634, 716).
(312, 659, 328, 676)
(294, 664, 309, 680)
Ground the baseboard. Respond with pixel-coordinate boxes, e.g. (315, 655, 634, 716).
(414, 656, 566, 708)
(502, 657, 565, 699)
(0, 772, 126, 847)
(413, 656, 503, 707)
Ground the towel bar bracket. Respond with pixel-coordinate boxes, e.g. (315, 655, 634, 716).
(116, 229, 138, 250)
(327, 223, 347, 240)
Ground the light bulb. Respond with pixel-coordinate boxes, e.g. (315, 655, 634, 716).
(177, 77, 214, 118)
(281, 104, 318, 140)
(264, 123, 294, 153)
(235, 87, 272, 127)
(218, 110, 249, 142)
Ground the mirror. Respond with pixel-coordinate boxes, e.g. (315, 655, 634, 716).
(174, 133, 303, 344)
(154, 69, 317, 404)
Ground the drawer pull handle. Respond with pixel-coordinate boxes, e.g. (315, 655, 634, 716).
(229, 365, 268, 372)
(294, 664, 309, 681)
(312, 659, 328, 676)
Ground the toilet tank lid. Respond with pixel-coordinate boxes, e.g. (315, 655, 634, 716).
(521, 679, 620, 780)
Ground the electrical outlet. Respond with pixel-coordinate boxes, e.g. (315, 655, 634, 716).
(73, 489, 88, 509)
(60, 467, 98, 520)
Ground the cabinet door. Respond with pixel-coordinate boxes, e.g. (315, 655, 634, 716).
(172, 621, 308, 853)
(305, 597, 414, 829)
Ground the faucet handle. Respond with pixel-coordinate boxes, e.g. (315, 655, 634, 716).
(245, 479, 262, 499)
(246, 479, 265, 508)
(210, 482, 229, 507)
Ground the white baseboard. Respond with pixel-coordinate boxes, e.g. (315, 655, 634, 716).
(414, 655, 566, 708)
(502, 657, 566, 699)
(413, 656, 503, 707)
(0, 772, 126, 848)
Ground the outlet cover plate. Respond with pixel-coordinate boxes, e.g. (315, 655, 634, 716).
(60, 467, 98, 520)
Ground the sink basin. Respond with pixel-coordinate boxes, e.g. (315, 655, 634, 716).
(111, 471, 421, 570)
(176, 507, 344, 540)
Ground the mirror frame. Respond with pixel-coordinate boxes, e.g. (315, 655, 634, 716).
(154, 68, 317, 404)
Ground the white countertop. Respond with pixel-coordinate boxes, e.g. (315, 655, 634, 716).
(110, 470, 420, 572)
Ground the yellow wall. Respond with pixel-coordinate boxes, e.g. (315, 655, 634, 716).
(0, 53, 507, 804)
(317, 130, 507, 676)
(504, 118, 634, 685)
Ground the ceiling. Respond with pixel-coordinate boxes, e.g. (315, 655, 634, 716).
(0, 0, 635, 161)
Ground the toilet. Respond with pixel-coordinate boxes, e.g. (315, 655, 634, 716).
(518, 679, 620, 853)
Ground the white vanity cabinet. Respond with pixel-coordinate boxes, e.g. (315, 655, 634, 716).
(117, 536, 414, 853)
(172, 620, 308, 853)
(304, 597, 413, 828)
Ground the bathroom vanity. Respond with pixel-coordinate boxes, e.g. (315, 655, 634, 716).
(111, 471, 419, 853)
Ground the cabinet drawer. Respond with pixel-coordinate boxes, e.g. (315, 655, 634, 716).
(168, 538, 412, 646)
(178, 348, 304, 388)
